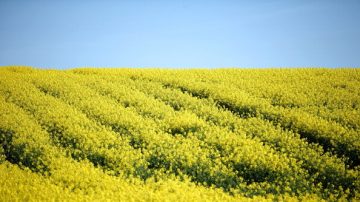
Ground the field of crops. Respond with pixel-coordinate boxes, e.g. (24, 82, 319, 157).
(0, 66, 359, 201)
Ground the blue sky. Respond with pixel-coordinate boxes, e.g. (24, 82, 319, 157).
(0, 0, 359, 68)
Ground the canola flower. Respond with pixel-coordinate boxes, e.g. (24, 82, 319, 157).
(0, 66, 359, 201)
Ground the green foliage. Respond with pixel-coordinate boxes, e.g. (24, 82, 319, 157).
(0, 67, 359, 201)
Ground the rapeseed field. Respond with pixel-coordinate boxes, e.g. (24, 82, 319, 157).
(0, 67, 359, 201)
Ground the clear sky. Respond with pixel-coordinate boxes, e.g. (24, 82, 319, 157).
(0, 0, 359, 69)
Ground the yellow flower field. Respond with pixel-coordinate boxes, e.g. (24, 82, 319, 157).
(0, 66, 359, 201)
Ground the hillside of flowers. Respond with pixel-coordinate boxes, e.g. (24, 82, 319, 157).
(0, 67, 359, 201)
